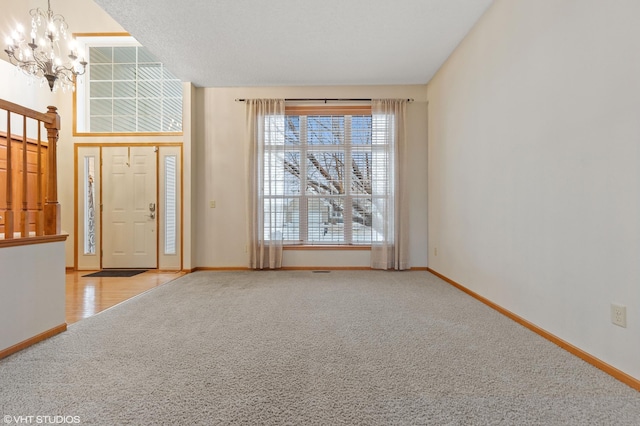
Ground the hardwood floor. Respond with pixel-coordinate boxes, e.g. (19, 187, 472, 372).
(65, 270, 186, 324)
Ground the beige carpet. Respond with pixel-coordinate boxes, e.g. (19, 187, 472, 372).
(1, 271, 639, 425)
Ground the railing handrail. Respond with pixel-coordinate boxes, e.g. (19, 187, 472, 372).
(0, 99, 54, 124)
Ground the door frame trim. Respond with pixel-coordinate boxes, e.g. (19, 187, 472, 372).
(73, 142, 183, 270)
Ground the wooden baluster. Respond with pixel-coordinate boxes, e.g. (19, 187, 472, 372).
(36, 122, 44, 236)
(5, 111, 14, 239)
(44, 106, 61, 235)
(21, 116, 28, 237)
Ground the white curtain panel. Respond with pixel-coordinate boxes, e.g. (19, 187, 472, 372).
(370, 99, 410, 270)
(246, 99, 286, 269)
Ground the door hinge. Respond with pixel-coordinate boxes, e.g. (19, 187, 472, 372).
(154, 146, 159, 152)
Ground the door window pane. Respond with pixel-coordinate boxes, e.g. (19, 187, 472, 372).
(84, 156, 96, 255)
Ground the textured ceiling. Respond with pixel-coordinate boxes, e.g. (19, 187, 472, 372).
(93, 0, 493, 87)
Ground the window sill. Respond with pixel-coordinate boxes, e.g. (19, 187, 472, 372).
(283, 245, 371, 251)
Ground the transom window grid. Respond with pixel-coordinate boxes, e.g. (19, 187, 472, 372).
(76, 36, 183, 134)
(264, 113, 384, 245)
(88, 45, 182, 133)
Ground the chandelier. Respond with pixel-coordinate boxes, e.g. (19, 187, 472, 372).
(4, 0, 87, 92)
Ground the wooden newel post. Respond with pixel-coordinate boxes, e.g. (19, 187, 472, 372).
(44, 106, 61, 235)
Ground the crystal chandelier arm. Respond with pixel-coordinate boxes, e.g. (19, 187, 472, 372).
(4, 0, 85, 92)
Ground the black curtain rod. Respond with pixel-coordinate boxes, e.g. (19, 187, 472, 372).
(235, 98, 414, 103)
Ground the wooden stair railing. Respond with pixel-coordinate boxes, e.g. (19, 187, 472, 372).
(0, 99, 61, 239)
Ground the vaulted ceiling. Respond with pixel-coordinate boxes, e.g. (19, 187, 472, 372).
(93, 0, 493, 87)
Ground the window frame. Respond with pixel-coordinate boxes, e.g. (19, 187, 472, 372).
(267, 105, 376, 247)
(72, 33, 183, 137)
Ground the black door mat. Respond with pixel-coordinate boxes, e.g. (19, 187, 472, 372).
(83, 270, 148, 278)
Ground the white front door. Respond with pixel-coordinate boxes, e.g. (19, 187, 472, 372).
(102, 146, 157, 268)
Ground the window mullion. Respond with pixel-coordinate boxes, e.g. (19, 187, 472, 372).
(110, 60, 115, 132)
(344, 116, 353, 244)
(299, 116, 308, 243)
(159, 63, 164, 130)
(135, 47, 139, 132)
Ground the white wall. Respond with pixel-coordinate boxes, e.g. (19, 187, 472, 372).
(427, 0, 640, 380)
(0, 241, 66, 352)
(0, 60, 58, 114)
(194, 86, 428, 268)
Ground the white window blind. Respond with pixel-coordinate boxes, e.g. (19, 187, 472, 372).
(164, 155, 177, 255)
(263, 111, 384, 245)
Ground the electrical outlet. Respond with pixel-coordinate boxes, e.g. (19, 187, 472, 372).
(611, 303, 627, 328)
(434, 247, 438, 256)
(210, 200, 216, 208)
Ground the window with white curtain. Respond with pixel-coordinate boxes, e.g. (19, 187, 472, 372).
(263, 106, 389, 245)
(74, 35, 182, 134)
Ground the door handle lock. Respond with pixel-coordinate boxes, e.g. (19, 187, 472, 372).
(149, 203, 156, 212)
(149, 212, 156, 219)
